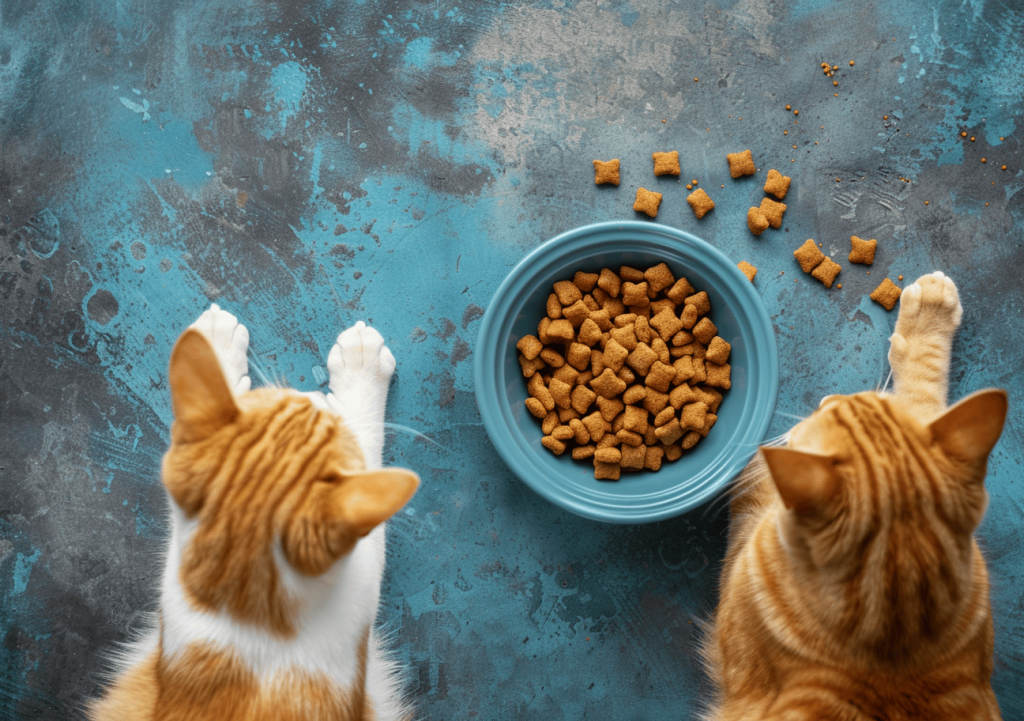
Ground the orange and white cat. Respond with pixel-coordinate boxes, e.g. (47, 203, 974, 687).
(88, 306, 419, 721)
(704, 272, 1007, 720)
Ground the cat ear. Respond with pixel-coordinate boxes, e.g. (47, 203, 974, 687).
(331, 468, 420, 536)
(929, 389, 1008, 467)
(761, 446, 840, 514)
(169, 328, 239, 442)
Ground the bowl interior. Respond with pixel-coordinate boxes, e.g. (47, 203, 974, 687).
(477, 222, 777, 523)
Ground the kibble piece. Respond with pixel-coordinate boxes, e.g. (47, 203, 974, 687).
(727, 149, 756, 178)
(619, 266, 645, 282)
(663, 442, 684, 461)
(617, 367, 636, 385)
(595, 447, 622, 464)
(654, 417, 684, 445)
(528, 374, 556, 411)
(681, 431, 701, 450)
(589, 308, 613, 331)
(680, 304, 699, 329)
(596, 396, 624, 423)
(537, 317, 553, 344)
(572, 445, 596, 460)
(672, 356, 695, 385)
(672, 330, 694, 346)
(641, 446, 663, 471)
(623, 405, 649, 434)
(568, 418, 590, 444)
(692, 317, 718, 345)
(593, 159, 621, 185)
(549, 378, 573, 409)
(596, 432, 620, 450)
(629, 305, 651, 318)
(582, 411, 612, 441)
(642, 389, 669, 415)
(621, 281, 650, 307)
(680, 401, 709, 431)
(652, 151, 681, 176)
(620, 443, 647, 470)
(614, 313, 638, 328)
(705, 362, 731, 389)
(594, 460, 621, 481)
(870, 278, 902, 310)
(666, 277, 696, 304)
(542, 436, 567, 455)
(552, 425, 574, 441)
(650, 298, 677, 316)
(597, 268, 621, 298)
(553, 280, 583, 306)
(686, 188, 716, 219)
(699, 413, 718, 438)
(539, 347, 565, 368)
(590, 368, 628, 399)
(623, 385, 648, 405)
(552, 364, 579, 386)
(562, 300, 590, 328)
(571, 385, 597, 415)
(684, 291, 711, 316)
(603, 339, 630, 373)
(705, 337, 731, 365)
(577, 318, 603, 347)
(747, 207, 769, 235)
(565, 342, 591, 371)
(811, 257, 842, 288)
(849, 236, 877, 265)
(547, 319, 575, 343)
(582, 294, 600, 312)
(645, 361, 677, 393)
(677, 342, 706, 359)
(546, 293, 562, 319)
(644, 263, 675, 293)
(763, 168, 792, 199)
(633, 315, 653, 344)
(650, 308, 685, 342)
(688, 357, 707, 385)
(519, 354, 545, 378)
(669, 383, 698, 409)
(603, 297, 626, 318)
(644, 424, 660, 447)
(525, 398, 547, 418)
(633, 187, 663, 218)
(793, 239, 826, 273)
(517, 335, 543, 360)
(759, 197, 787, 229)
(616, 429, 642, 447)
(654, 407, 676, 427)
(694, 386, 723, 413)
(574, 272, 600, 294)
(543, 413, 564, 437)
(590, 349, 605, 376)
(626, 342, 659, 376)
(737, 261, 758, 282)
(576, 370, 594, 388)
(609, 325, 638, 352)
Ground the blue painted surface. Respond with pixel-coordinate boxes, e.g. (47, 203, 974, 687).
(0, 0, 1022, 718)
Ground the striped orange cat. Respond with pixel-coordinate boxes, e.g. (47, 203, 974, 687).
(704, 272, 1008, 720)
(87, 306, 419, 721)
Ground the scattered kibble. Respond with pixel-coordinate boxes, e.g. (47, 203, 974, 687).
(924, 201, 929, 205)
(784, 130, 788, 135)
(692, 179, 698, 185)
(870, 278, 902, 311)
(897, 275, 903, 281)
(981, 158, 987, 163)
(961, 132, 967, 137)
(662, 119, 666, 123)
(793, 110, 799, 116)
(686, 184, 692, 190)
(593, 159, 621, 185)
(833, 80, 838, 86)
(985, 202, 989, 206)
(849, 60, 855, 66)
(836, 283, 842, 289)
(883, 115, 889, 120)
(834, 93, 838, 97)
(971, 136, 975, 142)
(694, 78, 699, 82)
(785, 104, 791, 110)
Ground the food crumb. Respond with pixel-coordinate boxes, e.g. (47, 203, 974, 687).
(924, 201, 929, 205)
(833, 80, 838, 86)
(662, 119, 666, 123)
(961, 131, 967, 137)
(985, 202, 989, 206)
(793, 110, 799, 116)
(981, 158, 987, 163)
(897, 275, 903, 281)
(784, 130, 788, 135)
(1002, 165, 1007, 170)
(849, 60, 855, 66)
(834, 93, 838, 97)
(836, 283, 842, 289)
(692, 179, 698, 184)
(686, 184, 692, 190)
(971, 136, 975, 142)
(694, 77, 699, 82)
(785, 104, 791, 110)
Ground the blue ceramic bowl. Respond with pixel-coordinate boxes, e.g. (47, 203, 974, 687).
(474, 221, 778, 524)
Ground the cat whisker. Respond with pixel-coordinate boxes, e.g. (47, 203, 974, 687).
(773, 411, 807, 423)
(382, 422, 447, 450)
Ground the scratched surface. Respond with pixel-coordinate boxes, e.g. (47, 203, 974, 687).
(1, 0, 1022, 718)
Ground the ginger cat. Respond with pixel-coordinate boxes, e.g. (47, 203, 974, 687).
(704, 272, 1008, 720)
(88, 306, 419, 721)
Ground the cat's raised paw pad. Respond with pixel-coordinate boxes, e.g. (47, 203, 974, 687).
(189, 303, 251, 394)
(327, 321, 396, 385)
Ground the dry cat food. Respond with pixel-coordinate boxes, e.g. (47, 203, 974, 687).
(593, 159, 620, 185)
(517, 263, 731, 481)
(633, 188, 662, 218)
(870, 278, 902, 310)
(848, 236, 877, 264)
(727, 149, 756, 178)
(652, 151, 681, 176)
(687, 188, 715, 219)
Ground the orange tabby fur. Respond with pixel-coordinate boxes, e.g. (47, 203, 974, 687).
(704, 273, 1007, 721)
(88, 325, 417, 720)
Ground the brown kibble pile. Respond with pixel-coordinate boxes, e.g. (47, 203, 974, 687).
(519, 264, 732, 480)
(870, 278, 902, 310)
(593, 159, 620, 185)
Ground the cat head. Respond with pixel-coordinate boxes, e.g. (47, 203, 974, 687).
(760, 389, 1006, 645)
(162, 329, 419, 635)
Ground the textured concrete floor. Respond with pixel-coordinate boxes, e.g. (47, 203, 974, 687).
(1, 0, 1022, 718)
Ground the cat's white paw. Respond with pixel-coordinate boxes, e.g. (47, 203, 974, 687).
(327, 321, 396, 394)
(189, 304, 251, 395)
(893, 271, 963, 341)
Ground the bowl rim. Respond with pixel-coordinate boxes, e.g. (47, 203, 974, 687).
(474, 220, 779, 523)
